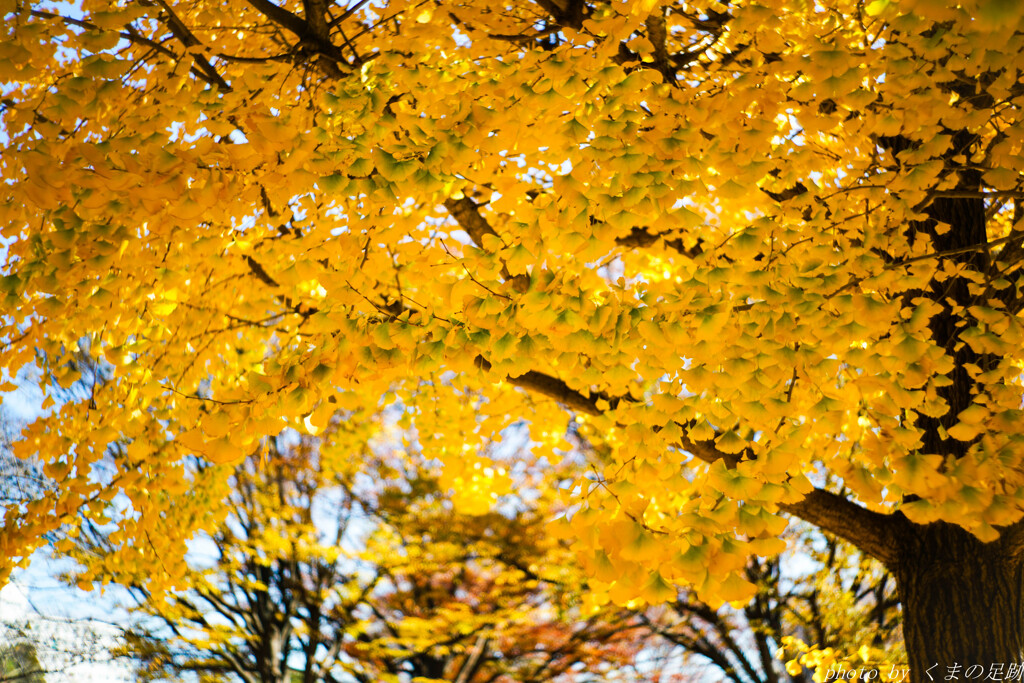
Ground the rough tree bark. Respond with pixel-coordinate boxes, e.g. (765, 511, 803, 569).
(894, 523, 1024, 683)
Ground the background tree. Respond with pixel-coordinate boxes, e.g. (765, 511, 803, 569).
(1, 406, 50, 554)
(4, 0, 1024, 679)
(0, 636, 46, 683)
(645, 526, 902, 683)
(74, 412, 902, 683)
(75, 418, 655, 683)
(0, 587, 132, 683)
(1, 410, 47, 683)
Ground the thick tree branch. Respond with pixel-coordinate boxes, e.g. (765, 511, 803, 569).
(444, 197, 501, 249)
(446, 197, 707, 289)
(643, 11, 676, 82)
(245, 0, 350, 76)
(31, 8, 231, 91)
(453, 635, 490, 683)
(150, 0, 232, 91)
(615, 226, 704, 258)
(473, 356, 613, 415)
(444, 197, 530, 293)
(534, 0, 586, 29)
(244, 255, 319, 318)
(303, 0, 331, 40)
(997, 518, 1024, 559)
(778, 490, 908, 566)
(245, 255, 280, 288)
(474, 355, 908, 566)
(245, 0, 310, 38)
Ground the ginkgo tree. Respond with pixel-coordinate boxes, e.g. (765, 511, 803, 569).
(3, 0, 1024, 679)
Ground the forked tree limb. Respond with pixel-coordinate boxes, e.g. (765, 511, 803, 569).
(478, 354, 909, 566)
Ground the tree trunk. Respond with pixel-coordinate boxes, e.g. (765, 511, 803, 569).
(875, 120, 1024, 681)
(894, 523, 1024, 683)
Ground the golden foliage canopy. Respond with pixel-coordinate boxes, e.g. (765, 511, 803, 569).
(3, 0, 1024, 641)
